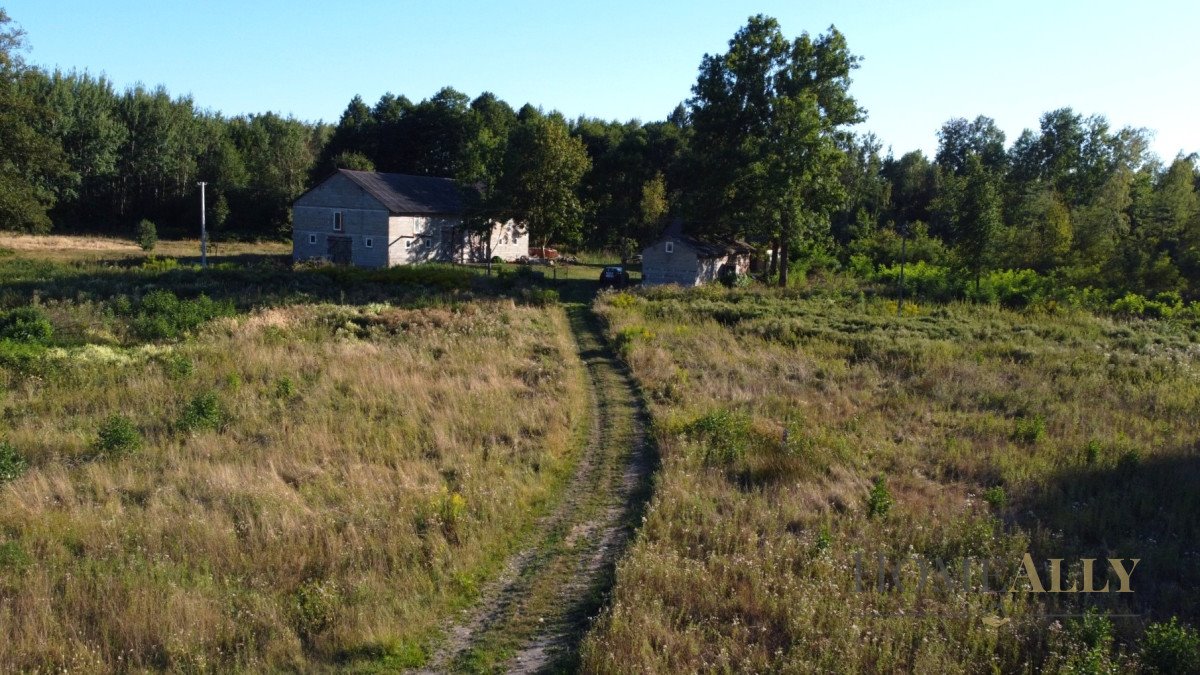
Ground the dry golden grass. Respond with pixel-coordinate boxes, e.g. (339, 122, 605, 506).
(0, 299, 586, 671)
(0, 233, 289, 261)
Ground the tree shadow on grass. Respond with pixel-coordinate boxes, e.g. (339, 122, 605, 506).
(1013, 444, 1200, 623)
(0, 254, 587, 313)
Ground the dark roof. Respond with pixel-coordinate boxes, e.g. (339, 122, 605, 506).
(338, 169, 465, 215)
(660, 220, 755, 258)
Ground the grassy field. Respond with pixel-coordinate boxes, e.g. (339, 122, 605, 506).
(581, 284, 1200, 673)
(0, 239, 587, 671)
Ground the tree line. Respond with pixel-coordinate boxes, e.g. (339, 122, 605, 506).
(2, 9, 1197, 298)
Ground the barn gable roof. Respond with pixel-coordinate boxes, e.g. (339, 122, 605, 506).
(331, 169, 465, 215)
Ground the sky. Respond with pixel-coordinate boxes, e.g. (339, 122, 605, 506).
(6, 0, 1199, 162)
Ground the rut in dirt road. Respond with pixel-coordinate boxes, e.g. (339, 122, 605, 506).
(416, 303, 654, 674)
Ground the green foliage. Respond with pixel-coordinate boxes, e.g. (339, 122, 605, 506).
(1011, 415, 1046, 445)
(875, 261, 959, 301)
(0, 338, 46, 372)
(120, 290, 235, 341)
(518, 287, 559, 307)
(293, 578, 339, 645)
(136, 219, 157, 251)
(866, 476, 893, 518)
(983, 486, 1007, 509)
(0, 541, 30, 572)
(1139, 617, 1200, 674)
(964, 269, 1050, 308)
(162, 353, 194, 379)
(0, 441, 28, 483)
(274, 376, 296, 399)
(686, 409, 753, 465)
(0, 306, 52, 344)
(93, 414, 142, 458)
(178, 390, 225, 433)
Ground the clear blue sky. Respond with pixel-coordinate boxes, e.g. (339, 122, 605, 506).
(7, 0, 1198, 161)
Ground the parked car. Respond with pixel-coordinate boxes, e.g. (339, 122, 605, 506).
(599, 266, 631, 288)
(529, 246, 559, 260)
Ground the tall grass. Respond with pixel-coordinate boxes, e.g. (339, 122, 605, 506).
(0, 245, 587, 671)
(581, 285, 1200, 672)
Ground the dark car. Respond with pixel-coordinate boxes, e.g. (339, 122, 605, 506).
(599, 266, 631, 288)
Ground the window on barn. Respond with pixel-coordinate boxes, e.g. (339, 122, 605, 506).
(405, 239, 411, 249)
(365, 237, 374, 248)
(308, 234, 317, 244)
(665, 241, 674, 254)
(333, 212, 344, 231)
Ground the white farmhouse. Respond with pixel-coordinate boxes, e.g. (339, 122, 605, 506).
(292, 169, 527, 267)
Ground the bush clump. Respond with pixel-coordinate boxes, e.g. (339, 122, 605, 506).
(93, 415, 142, 458)
(0, 306, 53, 344)
(686, 409, 753, 465)
(867, 476, 893, 518)
(178, 391, 225, 432)
(0, 442, 28, 483)
(1012, 415, 1047, 445)
(136, 219, 157, 251)
(121, 290, 236, 341)
(1139, 617, 1200, 674)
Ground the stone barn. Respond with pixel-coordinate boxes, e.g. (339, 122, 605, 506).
(640, 221, 754, 287)
(292, 169, 527, 267)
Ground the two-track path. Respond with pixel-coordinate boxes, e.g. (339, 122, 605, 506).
(416, 302, 653, 674)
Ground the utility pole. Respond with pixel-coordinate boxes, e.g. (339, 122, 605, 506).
(197, 181, 208, 269)
(897, 222, 908, 317)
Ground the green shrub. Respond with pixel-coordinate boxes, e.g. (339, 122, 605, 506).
(1012, 415, 1046, 445)
(867, 476, 893, 518)
(1139, 617, 1200, 674)
(983, 486, 1007, 509)
(686, 409, 753, 465)
(966, 269, 1050, 308)
(0, 306, 53, 344)
(1084, 439, 1102, 465)
(1110, 292, 1148, 317)
(136, 219, 157, 251)
(179, 391, 225, 432)
(0, 441, 28, 483)
(875, 261, 960, 302)
(94, 415, 142, 458)
(294, 578, 339, 645)
(0, 339, 47, 373)
(0, 541, 30, 570)
(125, 290, 236, 341)
(275, 376, 296, 399)
(162, 353, 194, 379)
(519, 287, 559, 307)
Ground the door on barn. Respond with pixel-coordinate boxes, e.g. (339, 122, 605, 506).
(327, 235, 352, 264)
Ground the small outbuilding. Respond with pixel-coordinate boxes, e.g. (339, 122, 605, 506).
(640, 221, 754, 287)
(292, 169, 527, 267)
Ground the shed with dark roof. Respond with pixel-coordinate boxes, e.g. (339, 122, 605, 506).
(291, 170, 527, 267)
(640, 220, 754, 287)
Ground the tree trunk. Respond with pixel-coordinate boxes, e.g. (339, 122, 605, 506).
(768, 238, 779, 279)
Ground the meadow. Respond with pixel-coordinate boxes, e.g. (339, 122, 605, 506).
(0, 239, 587, 671)
(581, 283, 1200, 673)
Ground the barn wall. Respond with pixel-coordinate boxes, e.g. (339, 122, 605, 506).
(487, 220, 528, 262)
(293, 198, 389, 268)
(641, 238, 700, 286)
(387, 215, 463, 265)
